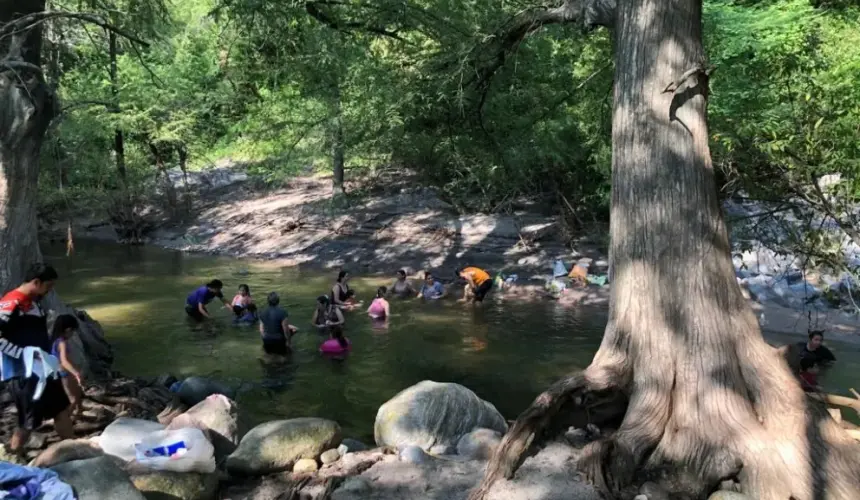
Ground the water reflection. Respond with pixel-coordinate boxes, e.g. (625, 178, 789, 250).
(43, 240, 860, 441)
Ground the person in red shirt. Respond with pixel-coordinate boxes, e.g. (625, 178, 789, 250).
(0, 264, 74, 456)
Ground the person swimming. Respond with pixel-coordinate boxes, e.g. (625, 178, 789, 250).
(390, 270, 415, 298)
(320, 327, 351, 356)
(332, 271, 360, 308)
(186, 279, 231, 321)
(312, 295, 345, 331)
(232, 284, 257, 323)
(367, 287, 390, 319)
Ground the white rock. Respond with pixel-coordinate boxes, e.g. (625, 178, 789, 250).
(399, 446, 428, 464)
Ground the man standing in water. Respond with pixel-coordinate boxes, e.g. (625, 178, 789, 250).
(0, 264, 74, 456)
(797, 330, 836, 368)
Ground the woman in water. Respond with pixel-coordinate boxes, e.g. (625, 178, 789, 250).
(331, 271, 360, 309)
(185, 279, 231, 321)
(390, 270, 415, 298)
(232, 284, 257, 322)
(51, 314, 84, 420)
(320, 326, 351, 356)
(311, 295, 345, 330)
(367, 287, 391, 319)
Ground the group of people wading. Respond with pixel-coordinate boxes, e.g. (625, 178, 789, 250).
(183, 266, 497, 358)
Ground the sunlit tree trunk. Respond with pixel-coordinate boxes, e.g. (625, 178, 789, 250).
(0, 0, 52, 291)
(330, 82, 345, 195)
(473, 0, 860, 498)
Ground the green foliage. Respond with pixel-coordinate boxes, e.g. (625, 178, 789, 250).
(39, 0, 860, 250)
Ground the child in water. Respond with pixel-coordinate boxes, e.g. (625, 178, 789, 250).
(367, 287, 390, 319)
(51, 314, 84, 420)
(232, 284, 257, 323)
(320, 327, 351, 356)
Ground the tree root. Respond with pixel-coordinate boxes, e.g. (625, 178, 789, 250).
(468, 372, 625, 500)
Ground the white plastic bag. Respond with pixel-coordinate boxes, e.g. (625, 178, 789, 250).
(133, 427, 216, 473)
(99, 417, 166, 462)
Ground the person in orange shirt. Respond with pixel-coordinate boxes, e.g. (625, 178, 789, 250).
(456, 266, 493, 304)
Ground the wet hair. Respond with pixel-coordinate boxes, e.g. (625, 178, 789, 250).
(454, 267, 465, 278)
(332, 328, 348, 349)
(424, 271, 434, 280)
(207, 279, 224, 289)
(808, 330, 824, 340)
(317, 295, 330, 305)
(376, 286, 387, 298)
(267, 292, 280, 306)
(238, 284, 250, 295)
(800, 357, 817, 371)
(51, 314, 79, 341)
(24, 263, 58, 284)
(337, 270, 349, 282)
(397, 269, 406, 277)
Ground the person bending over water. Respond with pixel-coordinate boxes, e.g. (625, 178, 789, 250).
(367, 287, 391, 319)
(186, 279, 231, 321)
(390, 270, 415, 298)
(312, 295, 345, 330)
(332, 271, 361, 309)
(51, 314, 84, 420)
(232, 284, 257, 322)
(457, 266, 492, 304)
(259, 292, 297, 356)
(417, 272, 445, 299)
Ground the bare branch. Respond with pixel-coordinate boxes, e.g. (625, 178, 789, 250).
(304, 2, 410, 43)
(0, 11, 149, 47)
(0, 60, 44, 75)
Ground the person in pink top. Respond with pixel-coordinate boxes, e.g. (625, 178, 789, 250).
(367, 287, 390, 320)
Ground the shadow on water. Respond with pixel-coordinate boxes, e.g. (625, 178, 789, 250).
(42, 239, 860, 442)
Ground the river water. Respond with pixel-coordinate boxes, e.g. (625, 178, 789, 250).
(44, 240, 860, 441)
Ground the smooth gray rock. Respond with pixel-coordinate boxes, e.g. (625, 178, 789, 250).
(30, 439, 103, 468)
(226, 418, 341, 475)
(708, 492, 752, 500)
(320, 448, 342, 464)
(374, 381, 507, 451)
(456, 428, 502, 460)
(51, 456, 145, 500)
(339, 438, 369, 453)
(640, 481, 670, 500)
(128, 469, 219, 500)
(399, 445, 428, 464)
(178, 376, 235, 406)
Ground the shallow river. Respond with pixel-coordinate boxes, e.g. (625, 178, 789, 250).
(44, 240, 860, 441)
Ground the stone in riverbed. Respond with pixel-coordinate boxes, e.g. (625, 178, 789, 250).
(399, 445, 428, 464)
(30, 439, 104, 468)
(374, 380, 507, 452)
(339, 438, 368, 453)
(225, 418, 341, 476)
(293, 458, 319, 473)
(52, 456, 145, 500)
(708, 492, 752, 500)
(178, 376, 235, 406)
(320, 448, 341, 464)
(456, 428, 502, 460)
(167, 393, 246, 463)
(128, 469, 219, 500)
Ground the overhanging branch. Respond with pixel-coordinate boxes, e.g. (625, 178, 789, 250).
(304, 2, 409, 43)
(0, 11, 149, 48)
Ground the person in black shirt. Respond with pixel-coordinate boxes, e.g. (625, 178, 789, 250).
(796, 330, 836, 368)
(258, 292, 297, 356)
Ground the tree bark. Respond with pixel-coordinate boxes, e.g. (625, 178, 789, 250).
(472, 0, 860, 498)
(330, 83, 345, 195)
(1, 0, 53, 290)
(108, 27, 127, 182)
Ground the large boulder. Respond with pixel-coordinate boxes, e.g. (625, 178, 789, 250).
(51, 456, 145, 500)
(31, 439, 104, 468)
(128, 468, 219, 500)
(374, 381, 507, 452)
(167, 394, 246, 463)
(226, 418, 341, 476)
(178, 377, 235, 406)
(99, 417, 166, 462)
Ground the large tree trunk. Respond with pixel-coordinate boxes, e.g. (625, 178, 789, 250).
(1, 1, 114, 379)
(471, 0, 860, 498)
(0, 0, 52, 290)
(108, 28, 127, 182)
